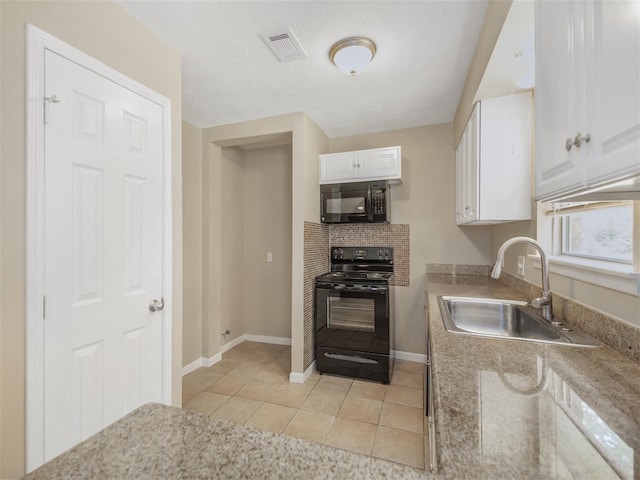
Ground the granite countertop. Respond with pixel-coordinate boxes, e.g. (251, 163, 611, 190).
(24, 403, 430, 480)
(426, 273, 640, 479)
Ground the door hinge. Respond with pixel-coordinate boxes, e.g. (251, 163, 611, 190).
(44, 95, 60, 124)
(43, 295, 46, 320)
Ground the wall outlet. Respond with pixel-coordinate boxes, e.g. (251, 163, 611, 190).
(267, 252, 273, 262)
(517, 256, 525, 276)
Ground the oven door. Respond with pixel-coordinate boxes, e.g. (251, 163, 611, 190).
(320, 188, 370, 223)
(315, 284, 389, 354)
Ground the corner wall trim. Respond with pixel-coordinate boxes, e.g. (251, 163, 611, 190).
(393, 350, 427, 363)
(290, 360, 316, 384)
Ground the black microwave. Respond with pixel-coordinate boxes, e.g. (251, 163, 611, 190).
(320, 181, 390, 224)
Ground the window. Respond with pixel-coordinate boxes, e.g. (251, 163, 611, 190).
(536, 200, 639, 298)
(560, 202, 634, 265)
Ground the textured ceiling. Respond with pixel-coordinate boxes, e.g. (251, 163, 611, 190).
(116, 1, 489, 138)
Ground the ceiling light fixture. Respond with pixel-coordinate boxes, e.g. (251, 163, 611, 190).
(329, 37, 377, 76)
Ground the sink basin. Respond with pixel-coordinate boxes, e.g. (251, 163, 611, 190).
(437, 296, 601, 347)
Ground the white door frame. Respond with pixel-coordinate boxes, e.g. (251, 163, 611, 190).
(25, 25, 173, 472)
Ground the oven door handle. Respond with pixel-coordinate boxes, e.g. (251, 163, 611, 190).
(323, 352, 378, 364)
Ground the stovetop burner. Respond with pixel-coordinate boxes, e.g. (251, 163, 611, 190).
(317, 271, 392, 281)
(316, 246, 394, 284)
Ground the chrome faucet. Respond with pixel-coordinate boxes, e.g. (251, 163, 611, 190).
(491, 237, 555, 323)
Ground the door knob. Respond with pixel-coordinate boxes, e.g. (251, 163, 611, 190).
(149, 298, 164, 312)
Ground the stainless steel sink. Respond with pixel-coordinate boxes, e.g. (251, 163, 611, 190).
(437, 296, 601, 347)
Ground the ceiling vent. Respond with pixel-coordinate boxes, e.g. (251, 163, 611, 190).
(261, 28, 307, 62)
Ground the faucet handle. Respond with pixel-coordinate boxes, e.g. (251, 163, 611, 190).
(531, 296, 550, 309)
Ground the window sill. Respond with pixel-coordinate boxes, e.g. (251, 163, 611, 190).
(530, 255, 640, 297)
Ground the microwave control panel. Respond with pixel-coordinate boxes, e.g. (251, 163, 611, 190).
(372, 188, 386, 214)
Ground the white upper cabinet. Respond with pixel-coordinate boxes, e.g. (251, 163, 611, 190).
(456, 92, 533, 225)
(319, 146, 401, 184)
(535, 1, 640, 201)
(456, 102, 480, 224)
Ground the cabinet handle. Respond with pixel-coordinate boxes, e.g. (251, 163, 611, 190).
(565, 137, 574, 151)
(573, 132, 591, 148)
(566, 133, 591, 151)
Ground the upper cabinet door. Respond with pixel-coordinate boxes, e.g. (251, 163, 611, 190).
(587, 1, 640, 184)
(456, 94, 531, 226)
(464, 104, 480, 223)
(358, 146, 401, 182)
(534, 0, 586, 200)
(319, 146, 402, 184)
(455, 130, 465, 224)
(535, 0, 640, 201)
(319, 151, 358, 183)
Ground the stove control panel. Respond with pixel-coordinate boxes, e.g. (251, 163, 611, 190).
(331, 246, 393, 262)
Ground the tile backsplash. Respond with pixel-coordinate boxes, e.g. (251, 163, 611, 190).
(303, 222, 329, 371)
(329, 223, 410, 287)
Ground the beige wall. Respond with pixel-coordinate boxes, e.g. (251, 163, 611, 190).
(191, 142, 293, 355)
(302, 115, 328, 223)
(201, 113, 327, 375)
(0, 2, 183, 477)
(220, 147, 246, 346)
(453, 0, 512, 145)
(182, 122, 203, 366)
(243, 145, 293, 338)
(330, 124, 491, 354)
(294, 114, 329, 372)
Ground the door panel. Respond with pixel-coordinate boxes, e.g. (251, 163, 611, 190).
(70, 341, 104, 445)
(72, 166, 104, 304)
(43, 50, 164, 462)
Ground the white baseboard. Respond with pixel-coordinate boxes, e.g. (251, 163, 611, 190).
(182, 334, 292, 377)
(393, 350, 426, 363)
(204, 352, 222, 367)
(289, 360, 316, 384)
(181, 352, 222, 376)
(220, 335, 246, 353)
(244, 334, 291, 346)
(181, 358, 203, 377)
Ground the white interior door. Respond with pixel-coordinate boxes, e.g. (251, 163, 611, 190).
(43, 49, 165, 462)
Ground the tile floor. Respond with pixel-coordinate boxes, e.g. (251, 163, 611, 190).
(182, 341, 427, 470)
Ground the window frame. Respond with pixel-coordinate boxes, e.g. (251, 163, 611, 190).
(559, 202, 634, 266)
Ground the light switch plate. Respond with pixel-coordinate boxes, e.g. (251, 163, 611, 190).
(267, 252, 273, 262)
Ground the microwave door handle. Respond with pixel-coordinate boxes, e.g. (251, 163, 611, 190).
(367, 186, 373, 222)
